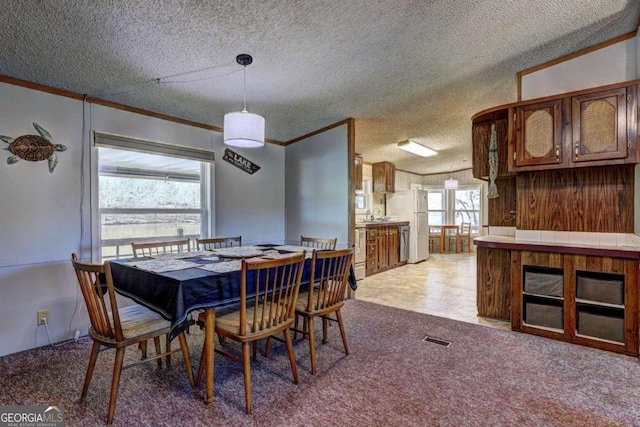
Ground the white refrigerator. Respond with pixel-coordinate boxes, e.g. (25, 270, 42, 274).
(386, 189, 429, 263)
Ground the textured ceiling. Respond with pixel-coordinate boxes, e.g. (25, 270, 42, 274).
(0, 1, 638, 174)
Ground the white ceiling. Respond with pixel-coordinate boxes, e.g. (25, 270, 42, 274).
(1, 1, 638, 174)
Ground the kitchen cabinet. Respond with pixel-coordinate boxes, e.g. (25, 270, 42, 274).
(354, 154, 363, 191)
(366, 228, 378, 275)
(372, 161, 395, 193)
(572, 87, 629, 163)
(476, 246, 511, 320)
(377, 228, 388, 270)
(514, 99, 564, 169)
(387, 227, 400, 267)
(364, 223, 406, 276)
(511, 250, 638, 356)
(509, 83, 639, 172)
(471, 110, 512, 179)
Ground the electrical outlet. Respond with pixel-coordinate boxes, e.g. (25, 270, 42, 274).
(37, 309, 49, 325)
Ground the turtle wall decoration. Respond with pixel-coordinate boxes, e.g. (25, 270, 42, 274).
(1, 122, 66, 173)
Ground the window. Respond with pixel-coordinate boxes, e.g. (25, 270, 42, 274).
(97, 147, 209, 260)
(427, 190, 445, 225)
(453, 188, 480, 233)
(426, 187, 481, 233)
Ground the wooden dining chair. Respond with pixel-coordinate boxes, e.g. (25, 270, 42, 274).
(131, 238, 191, 257)
(195, 253, 305, 414)
(428, 226, 441, 253)
(71, 254, 195, 425)
(196, 236, 242, 250)
(266, 248, 354, 375)
(456, 222, 473, 253)
(300, 235, 337, 250)
(445, 226, 459, 252)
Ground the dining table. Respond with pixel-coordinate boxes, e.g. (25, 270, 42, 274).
(430, 225, 460, 253)
(108, 243, 357, 404)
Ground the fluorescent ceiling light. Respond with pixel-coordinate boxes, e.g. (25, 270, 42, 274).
(397, 140, 437, 157)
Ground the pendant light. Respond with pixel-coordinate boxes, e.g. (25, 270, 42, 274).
(224, 54, 265, 148)
(444, 165, 458, 189)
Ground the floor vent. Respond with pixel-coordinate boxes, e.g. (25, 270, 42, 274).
(423, 335, 451, 347)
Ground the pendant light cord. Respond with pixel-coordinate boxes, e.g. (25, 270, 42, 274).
(242, 65, 248, 113)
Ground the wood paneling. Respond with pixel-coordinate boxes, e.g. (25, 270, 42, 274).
(516, 165, 634, 232)
(476, 247, 511, 320)
(488, 178, 517, 226)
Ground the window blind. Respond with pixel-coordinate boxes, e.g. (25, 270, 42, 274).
(93, 131, 215, 163)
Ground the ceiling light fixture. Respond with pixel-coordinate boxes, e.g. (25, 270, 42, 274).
(444, 165, 458, 189)
(397, 140, 438, 157)
(224, 54, 265, 148)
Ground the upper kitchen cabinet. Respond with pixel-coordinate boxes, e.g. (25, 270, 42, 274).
(571, 87, 630, 163)
(514, 99, 564, 169)
(372, 161, 395, 193)
(471, 108, 512, 179)
(508, 81, 639, 172)
(354, 154, 363, 191)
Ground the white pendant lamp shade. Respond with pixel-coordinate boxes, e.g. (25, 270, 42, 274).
(224, 111, 265, 148)
(444, 178, 458, 189)
(223, 54, 265, 148)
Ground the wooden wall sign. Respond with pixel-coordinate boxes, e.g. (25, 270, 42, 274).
(223, 148, 261, 174)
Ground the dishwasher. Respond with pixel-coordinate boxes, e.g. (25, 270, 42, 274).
(399, 225, 410, 263)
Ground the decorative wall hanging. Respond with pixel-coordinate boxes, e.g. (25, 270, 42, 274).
(223, 148, 261, 174)
(487, 123, 499, 199)
(1, 122, 66, 173)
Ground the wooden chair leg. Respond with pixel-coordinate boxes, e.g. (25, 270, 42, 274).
(165, 334, 171, 367)
(178, 332, 196, 388)
(252, 341, 257, 361)
(81, 341, 101, 398)
(154, 337, 163, 367)
(283, 329, 299, 384)
(107, 347, 125, 425)
(264, 337, 272, 357)
(307, 317, 317, 375)
(322, 318, 329, 344)
(336, 310, 349, 355)
(139, 341, 147, 359)
(196, 345, 205, 386)
(294, 314, 300, 339)
(242, 342, 252, 415)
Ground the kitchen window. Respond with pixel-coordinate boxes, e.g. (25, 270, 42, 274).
(93, 133, 213, 261)
(427, 187, 481, 234)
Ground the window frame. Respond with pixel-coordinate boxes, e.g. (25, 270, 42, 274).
(90, 134, 214, 262)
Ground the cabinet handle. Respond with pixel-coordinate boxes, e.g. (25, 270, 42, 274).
(555, 145, 560, 160)
(574, 144, 579, 159)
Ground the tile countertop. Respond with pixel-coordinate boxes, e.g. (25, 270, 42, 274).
(474, 235, 640, 259)
(356, 221, 410, 228)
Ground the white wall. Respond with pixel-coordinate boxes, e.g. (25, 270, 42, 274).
(0, 83, 86, 355)
(214, 141, 286, 244)
(521, 36, 637, 100)
(0, 81, 288, 355)
(285, 125, 349, 247)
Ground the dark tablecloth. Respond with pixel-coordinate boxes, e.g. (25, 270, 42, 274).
(109, 247, 356, 339)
